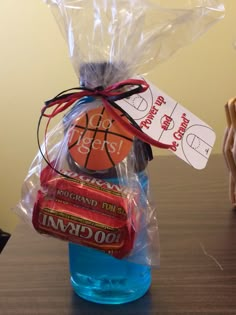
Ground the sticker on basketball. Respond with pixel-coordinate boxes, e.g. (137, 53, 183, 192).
(68, 106, 133, 171)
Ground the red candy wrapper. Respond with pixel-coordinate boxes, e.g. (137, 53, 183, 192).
(32, 165, 139, 258)
(33, 193, 135, 258)
(40, 165, 135, 221)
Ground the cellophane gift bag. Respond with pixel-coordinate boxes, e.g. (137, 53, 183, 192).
(15, 0, 224, 304)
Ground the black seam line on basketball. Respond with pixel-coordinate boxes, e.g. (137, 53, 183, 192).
(71, 125, 133, 142)
(104, 125, 116, 167)
(68, 113, 89, 150)
(84, 107, 105, 168)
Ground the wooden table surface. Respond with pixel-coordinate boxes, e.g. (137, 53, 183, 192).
(1, 155, 236, 314)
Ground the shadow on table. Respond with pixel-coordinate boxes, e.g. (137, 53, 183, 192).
(69, 290, 153, 315)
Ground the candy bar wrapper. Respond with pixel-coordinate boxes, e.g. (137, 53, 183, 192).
(33, 165, 139, 258)
(15, 0, 224, 266)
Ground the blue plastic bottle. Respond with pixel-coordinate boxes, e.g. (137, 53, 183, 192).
(68, 173, 151, 304)
(65, 65, 152, 303)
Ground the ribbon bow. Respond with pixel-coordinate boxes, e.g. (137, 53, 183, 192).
(40, 79, 171, 150)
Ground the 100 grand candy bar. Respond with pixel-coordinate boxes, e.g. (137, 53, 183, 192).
(32, 165, 140, 258)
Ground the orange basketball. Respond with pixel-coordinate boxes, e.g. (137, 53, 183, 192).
(68, 106, 133, 171)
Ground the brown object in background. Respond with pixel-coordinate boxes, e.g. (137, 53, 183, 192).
(223, 97, 236, 205)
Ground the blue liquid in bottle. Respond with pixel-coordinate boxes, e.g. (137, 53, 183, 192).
(68, 173, 151, 304)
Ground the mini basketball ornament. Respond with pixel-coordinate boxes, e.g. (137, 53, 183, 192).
(68, 106, 134, 171)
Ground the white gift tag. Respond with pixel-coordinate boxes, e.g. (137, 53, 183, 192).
(117, 79, 216, 170)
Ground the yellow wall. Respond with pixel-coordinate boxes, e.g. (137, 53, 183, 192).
(0, 1, 235, 232)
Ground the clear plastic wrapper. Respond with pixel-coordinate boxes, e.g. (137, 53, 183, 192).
(15, 0, 224, 266)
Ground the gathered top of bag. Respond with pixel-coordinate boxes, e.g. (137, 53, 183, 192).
(43, 0, 225, 80)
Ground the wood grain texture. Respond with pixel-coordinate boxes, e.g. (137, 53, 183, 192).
(1, 155, 236, 315)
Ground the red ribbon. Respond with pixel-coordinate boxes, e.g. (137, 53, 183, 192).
(41, 79, 171, 150)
